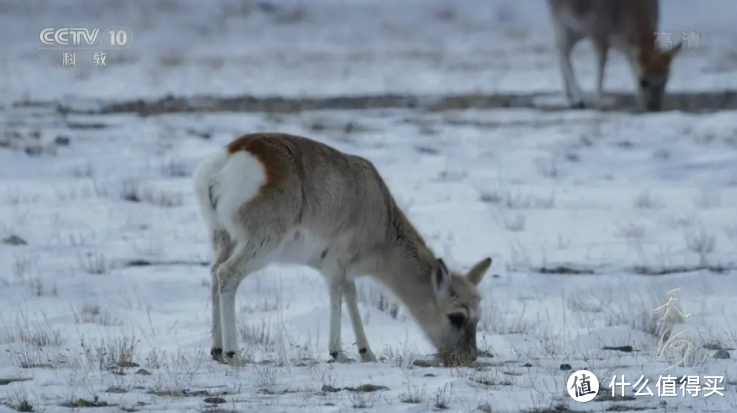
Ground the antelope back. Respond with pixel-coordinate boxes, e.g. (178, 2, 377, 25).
(225, 133, 396, 254)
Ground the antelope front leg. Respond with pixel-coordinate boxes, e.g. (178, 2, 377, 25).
(553, 24, 585, 108)
(327, 275, 352, 363)
(593, 39, 609, 109)
(343, 280, 376, 362)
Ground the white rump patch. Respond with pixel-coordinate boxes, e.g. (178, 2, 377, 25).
(214, 151, 267, 232)
(192, 149, 267, 235)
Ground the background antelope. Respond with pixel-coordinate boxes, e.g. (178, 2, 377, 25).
(193, 132, 492, 366)
(546, 0, 682, 111)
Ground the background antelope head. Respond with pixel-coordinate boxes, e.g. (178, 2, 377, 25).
(635, 42, 683, 111)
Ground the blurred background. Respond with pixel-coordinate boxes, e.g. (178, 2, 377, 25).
(2, 0, 736, 104)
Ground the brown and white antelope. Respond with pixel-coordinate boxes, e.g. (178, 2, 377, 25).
(193, 132, 492, 365)
(545, 0, 682, 111)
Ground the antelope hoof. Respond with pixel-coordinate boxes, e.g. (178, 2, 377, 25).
(328, 350, 354, 364)
(224, 350, 245, 367)
(211, 348, 224, 363)
(570, 101, 586, 109)
(358, 348, 377, 363)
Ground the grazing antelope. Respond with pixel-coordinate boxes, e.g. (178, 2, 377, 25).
(193, 132, 492, 366)
(546, 0, 682, 111)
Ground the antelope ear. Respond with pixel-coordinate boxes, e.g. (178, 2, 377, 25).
(431, 258, 451, 299)
(466, 257, 492, 286)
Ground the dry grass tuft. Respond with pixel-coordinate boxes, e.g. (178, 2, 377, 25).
(158, 53, 185, 67)
(348, 388, 382, 409)
(240, 298, 283, 313)
(603, 290, 674, 340)
(535, 155, 560, 179)
(725, 224, 737, 243)
(0, 313, 64, 347)
(238, 320, 275, 353)
(633, 190, 664, 209)
(80, 335, 139, 372)
(219, 0, 255, 19)
(26, 276, 58, 297)
(73, 302, 123, 326)
(160, 159, 189, 177)
(398, 382, 426, 404)
(614, 222, 646, 240)
(146, 348, 205, 395)
(684, 226, 716, 266)
(433, 383, 453, 409)
(357, 283, 401, 320)
(503, 214, 525, 232)
(693, 190, 721, 209)
(479, 300, 536, 335)
(382, 345, 417, 369)
(76, 251, 110, 275)
(70, 161, 95, 178)
(3, 387, 34, 412)
(468, 368, 514, 388)
(119, 178, 183, 207)
(479, 189, 555, 209)
(433, 6, 457, 22)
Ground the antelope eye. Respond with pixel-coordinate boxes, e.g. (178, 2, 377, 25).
(448, 313, 466, 328)
(639, 78, 649, 88)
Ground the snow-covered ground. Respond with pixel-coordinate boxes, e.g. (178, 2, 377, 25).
(2, 106, 737, 412)
(2, 0, 737, 103)
(2, 1, 737, 412)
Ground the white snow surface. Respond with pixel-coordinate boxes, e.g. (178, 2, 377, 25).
(1, 0, 737, 102)
(2, 106, 737, 412)
(2, 1, 737, 413)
